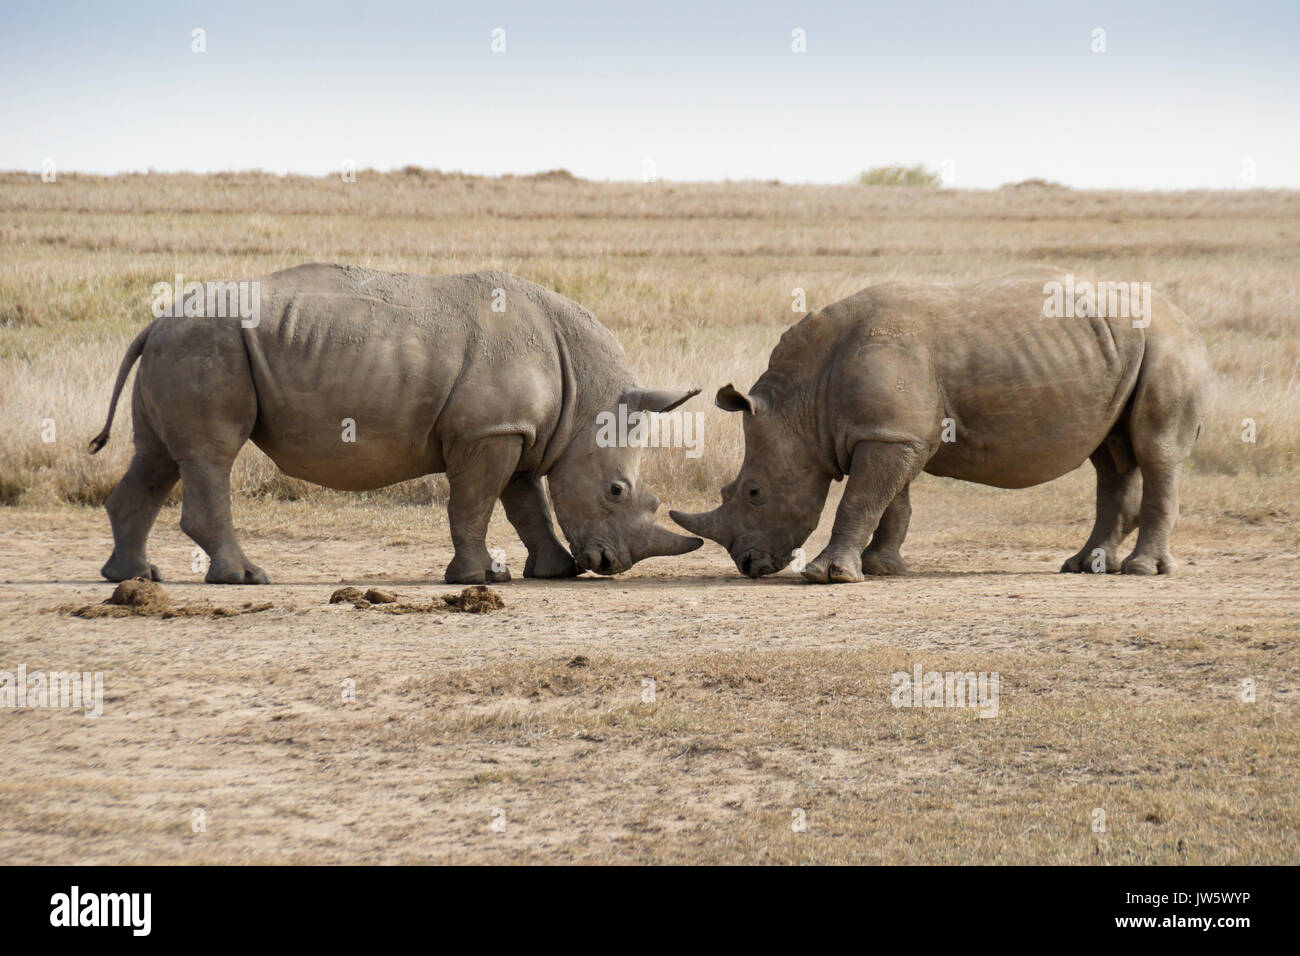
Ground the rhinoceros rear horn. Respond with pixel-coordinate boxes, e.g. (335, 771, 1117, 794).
(668, 508, 723, 544)
(632, 522, 703, 563)
(621, 387, 701, 414)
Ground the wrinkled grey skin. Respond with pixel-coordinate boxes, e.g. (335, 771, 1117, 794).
(673, 268, 1210, 583)
(91, 264, 701, 585)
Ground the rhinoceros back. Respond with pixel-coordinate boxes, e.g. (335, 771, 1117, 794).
(241, 265, 575, 491)
(772, 270, 1152, 489)
(920, 272, 1147, 486)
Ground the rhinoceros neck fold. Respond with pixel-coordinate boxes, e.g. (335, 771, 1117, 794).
(754, 313, 848, 479)
(535, 304, 636, 477)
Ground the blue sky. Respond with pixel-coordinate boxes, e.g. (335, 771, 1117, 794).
(2, 0, 1296, 187)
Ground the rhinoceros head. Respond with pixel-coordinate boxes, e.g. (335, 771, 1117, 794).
(547, 387, 704, 575)
(670, 383, 832, 577)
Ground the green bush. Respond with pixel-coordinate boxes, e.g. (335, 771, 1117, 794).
(856, 164, 942, 187)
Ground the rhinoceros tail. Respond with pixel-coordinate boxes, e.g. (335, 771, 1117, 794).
(88, 320, 156, 454)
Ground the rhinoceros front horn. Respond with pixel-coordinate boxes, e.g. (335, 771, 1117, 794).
(633, 522, 703, 563)
(668, 508, 723, 544)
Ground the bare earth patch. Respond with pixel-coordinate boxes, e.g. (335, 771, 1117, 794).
(1, 474, 1296, 864)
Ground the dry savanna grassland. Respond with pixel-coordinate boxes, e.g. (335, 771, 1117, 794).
(0, 170, 1297, 863)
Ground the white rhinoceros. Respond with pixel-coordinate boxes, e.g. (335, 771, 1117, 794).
(673, 268, 1209, 582)
(91, 263, 701, 584)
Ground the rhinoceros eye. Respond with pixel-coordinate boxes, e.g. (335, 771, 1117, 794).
(746, 484, 763, 504)
(609, 482, 627, 499)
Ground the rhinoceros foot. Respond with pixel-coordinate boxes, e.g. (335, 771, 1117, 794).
(1059, 548, 1121, 574)
(101, 554, 163, 583)
(1121, 552, 1176, 576)
(523, 545, 580, 579)
(205, 560, 271, 585)
(801, 548, 864, 584)
(445, 552, 511, 586)
(861, 550, 908, 576)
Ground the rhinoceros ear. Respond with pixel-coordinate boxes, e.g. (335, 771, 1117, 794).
(621, 388, 701, 414)
(715, 384, 767, 415)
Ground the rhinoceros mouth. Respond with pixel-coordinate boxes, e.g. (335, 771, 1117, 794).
(574, 542, 626, 575)
(733, 548, 780, 578)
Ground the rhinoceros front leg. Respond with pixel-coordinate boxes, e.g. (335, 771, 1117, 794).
(444, 435, 521, 585)
(803, 441, 925, 584)
(861, 483, 911, 576)
(500, 474, 579, 578)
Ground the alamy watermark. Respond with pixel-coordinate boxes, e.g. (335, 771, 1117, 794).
(891, 663, 999, 718)
(1, 665, 103, 718)
(596, 404, 704, 458)
(151, 274, 261, 328)
(50, 886, 150, 936)
(1043, 274, 1150, 328)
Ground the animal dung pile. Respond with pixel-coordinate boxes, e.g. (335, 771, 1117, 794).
(105, 578, 171, 613)
(442, 585, 505, 614)
(328, 584, 504, 614)
(69, 578, 274, 619)
(329, 586, 397, 606)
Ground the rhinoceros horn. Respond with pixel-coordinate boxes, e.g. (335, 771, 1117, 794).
(632, 522, 704, 563)
(668, 507, 724, 545)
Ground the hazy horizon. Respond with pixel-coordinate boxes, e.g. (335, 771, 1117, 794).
(6, 166, 1298, 192)
(3, 0, 1297, 190)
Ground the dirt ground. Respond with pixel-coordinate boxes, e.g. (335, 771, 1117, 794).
(1, 471, 1296, 864)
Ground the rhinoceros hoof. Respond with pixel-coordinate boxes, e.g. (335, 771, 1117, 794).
(1059, 550, 1118, 574)
(801, 551, 864, 584)
(524, 549, 580, 579)
(205, 563, 270, 585)
(861, 551, 908, 576)
(445, 562, 512, 585)
(101, 556, 163, 583)
(1121, 553, 1175, 576)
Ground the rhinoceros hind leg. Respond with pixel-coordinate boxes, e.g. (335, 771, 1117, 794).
(444, 436, 522, 584)
(1061, 439, 1140, 574)
(1118, 340, 1206, 576)
(179, 458, 269, 584)
(501, 474, 579, 578)
(139, 316, 264, 583)
(803, 441, 924, 585)
(861, 484, 911, 576)
(101, 438, 179, 582)
(1120, 458, 1180, 576)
